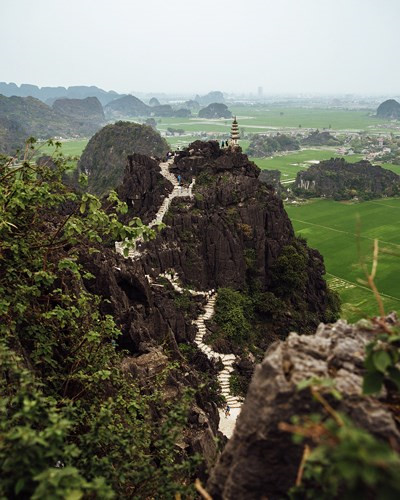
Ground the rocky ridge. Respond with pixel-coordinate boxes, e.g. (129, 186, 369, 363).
(207, 316, 400, 499)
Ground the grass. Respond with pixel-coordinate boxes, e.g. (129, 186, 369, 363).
(285, 198, 400, 322)
(37, 139, 89, 157)
(229, 106, 397, 132)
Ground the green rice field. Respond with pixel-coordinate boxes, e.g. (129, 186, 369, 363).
(285, 198, 400, 322)
(37, 139, 89, 157)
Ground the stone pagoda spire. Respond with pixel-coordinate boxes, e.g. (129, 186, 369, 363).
(230, 116, 240, 147)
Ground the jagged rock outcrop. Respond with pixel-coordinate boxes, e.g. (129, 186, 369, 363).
(117, 153, 173, 224)
(78, 121, 169, 195)
(52, 97, 105, 133)
(294, 158, 400, 200)
(207, 317, 400, 499)
(198, 103, 232, 119)
(120, 141, 339, 341)
(78, 245, 222, 474)
(376, 99, 400, 120)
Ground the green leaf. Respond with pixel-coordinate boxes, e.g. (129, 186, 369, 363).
(372, 350, 391, 373)
(363, 371, 384, 394)
(388, 367, 400, 391)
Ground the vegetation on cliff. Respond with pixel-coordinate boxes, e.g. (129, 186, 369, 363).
(0, 143, 200, 498)
(78, 121, 169, 195)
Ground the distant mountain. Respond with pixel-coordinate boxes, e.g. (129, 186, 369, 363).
(104, 95, 151, 118)
(195, 91, 225, 106)
(376, 99, 400, 120)
(52, 97, 105, 134)
(149, 97, 161, 106)
(78, 121, 169, 194)
(302, 130, 341, 147)
(247, 133, 299, 157)
(294, 158, 400, 200)
(198, 103, 231, 119)
(0, 82, 123, 106)
(104, 95, 191, 119)
(0, 95, 76, 139)
(183, 100, 200, 110)
(0, 94, 105, 150)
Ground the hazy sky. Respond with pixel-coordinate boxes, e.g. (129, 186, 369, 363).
(1, 0, 399, 95)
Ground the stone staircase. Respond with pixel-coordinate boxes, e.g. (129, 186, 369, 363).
(115, 157, 195, 258)
(160, 271, 243, 411)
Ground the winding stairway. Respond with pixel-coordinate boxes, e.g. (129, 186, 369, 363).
(160, 271, 243, 437)
(115, 158, 195, 258)
(116, 158, 242, 437)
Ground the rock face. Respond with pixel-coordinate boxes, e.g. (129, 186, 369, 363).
(259, 169, 283, 194)
(198, 103, 232, 119)
(376, 99, 400, 120)
(52, 97, 105, 133)
(294, 158, 400, 200)
(121, 141, 338, 339)
(207, 317, 400, 499)
(78, 121, 169, 194)
(117, 153, 173, 224)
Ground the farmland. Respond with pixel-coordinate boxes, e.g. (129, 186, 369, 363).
(285, 198, 400, 322)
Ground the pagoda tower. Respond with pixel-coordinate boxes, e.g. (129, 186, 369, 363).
(230, 116, 240, 147)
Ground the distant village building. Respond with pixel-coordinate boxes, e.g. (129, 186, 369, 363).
(230, 116, 240, 147)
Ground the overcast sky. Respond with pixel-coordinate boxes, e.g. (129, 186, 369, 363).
(1, 0, 399, 95)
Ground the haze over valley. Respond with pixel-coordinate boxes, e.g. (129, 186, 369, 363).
(1, 1, 400, 498)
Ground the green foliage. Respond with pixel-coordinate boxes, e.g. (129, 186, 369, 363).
(270, 242, 308, 297)
(289, 415, 400, 500)
(214, 288, 253, 345)
(363, 332, 400, 394)
(0, 143, 198, 498)
(195, 170, 214, 186)
(174, 290, 192, 314)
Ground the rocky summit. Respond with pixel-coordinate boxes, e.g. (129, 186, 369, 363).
(117, 141, 338, 344)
